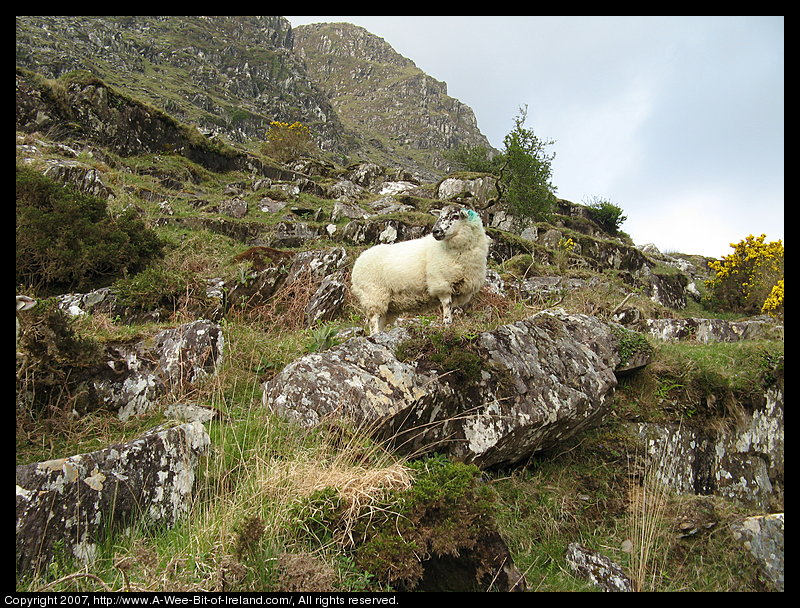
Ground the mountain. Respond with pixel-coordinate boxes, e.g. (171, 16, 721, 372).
(15, 16, 347, 151)
(15, 16, 494, 179)
(293, 22, 496, 179)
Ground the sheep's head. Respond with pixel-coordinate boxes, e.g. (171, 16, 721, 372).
(431, 205, 480, 241)
(16, 295, 36, 313)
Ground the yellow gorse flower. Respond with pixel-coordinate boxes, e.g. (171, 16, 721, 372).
(761, 279, 784, 316)
(706, 234, 784, 315)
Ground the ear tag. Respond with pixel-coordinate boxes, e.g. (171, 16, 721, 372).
(467, 209, 478, 222)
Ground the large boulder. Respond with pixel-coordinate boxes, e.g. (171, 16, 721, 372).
(16, 421, 210, 575)
(263, 310, 651, 468)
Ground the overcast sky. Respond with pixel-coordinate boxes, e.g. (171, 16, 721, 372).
(286, 16, 783, 259)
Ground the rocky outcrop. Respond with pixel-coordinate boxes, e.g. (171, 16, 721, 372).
(646, 317, 784, 343)
(436, 174, 498, 207)
(263, 309, 651, 469)
(16, 68, 312, 179)
(16, 421, 210, 574)
(23, 317, 225, 420)
(629, 363, 783, 511)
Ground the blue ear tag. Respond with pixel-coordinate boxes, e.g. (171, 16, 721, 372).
(467, 209, 478, 222)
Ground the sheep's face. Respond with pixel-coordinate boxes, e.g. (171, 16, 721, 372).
(432, 205, 470, 241)
(16, 295, 36, 312)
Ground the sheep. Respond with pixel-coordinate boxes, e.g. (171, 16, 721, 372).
(16, 295, 36, 353)
(351, 204, 490, 335)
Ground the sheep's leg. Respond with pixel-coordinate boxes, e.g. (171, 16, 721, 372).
(440, 295, 453, 325)
(369, 313, 388, 335)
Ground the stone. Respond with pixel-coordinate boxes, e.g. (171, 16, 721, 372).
(436, 175, 497, 207)
(730, 513, 784, 591)
(86, 320, 224, 420)
(219, 197, 248, 218)
(628, 365, 783, 511)
(645, 317, 784, 343)
(263, 310, 650, 468)
(41, 158, 115, 199)
(16, 421, 210, 575)
(565, 543, 632, 592)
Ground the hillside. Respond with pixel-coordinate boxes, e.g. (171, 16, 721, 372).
(15, 17, 782, 594)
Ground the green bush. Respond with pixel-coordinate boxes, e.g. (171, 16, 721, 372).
(16, 165, 164, 294)
(583, 196, 627, 234)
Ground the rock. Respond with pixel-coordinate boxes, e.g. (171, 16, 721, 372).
(730, 513, 784, 591)
(436, 175, 497, 207)
(331, 201, 369, 222)
(344, 162, 387, 189)
(647, 272, 687, 308)
(328, 180, 366, 203)
(16, 421, 210, 575)
(227, 247, 350, 326)
(378, 181, 419, 196)
(518, 276, 609, 303)
(337, 219, 427, 245)
(645, 317, 784, 343)
(305, 269, 348, 326)
(41, 158, 115, 199)
(628, 366, 783, 511)
(219, 197, 248, 218)
(86, 320, 224, 420)
(565, 543, 633, 592)
(263, 310, 650, 468)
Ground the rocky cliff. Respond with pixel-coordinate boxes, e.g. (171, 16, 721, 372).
(15, 16, 347, 151)
(293, 22, 496, 178)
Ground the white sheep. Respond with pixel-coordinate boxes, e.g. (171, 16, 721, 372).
(16, 295, 36, 353)
(351, 204, 490, 335)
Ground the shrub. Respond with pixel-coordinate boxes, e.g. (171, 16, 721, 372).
(16, 165, 164, 294)
(705, 234, 784, 316)
(583, 195, 627, 235)
(261, 121, 317, 163)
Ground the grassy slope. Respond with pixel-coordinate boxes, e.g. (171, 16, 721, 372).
(15, 132, 781, 592)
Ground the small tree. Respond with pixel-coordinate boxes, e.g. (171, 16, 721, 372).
(497, 105, 557, 222)
(261, 120, 317, 163)
(705, 234, 784, 316)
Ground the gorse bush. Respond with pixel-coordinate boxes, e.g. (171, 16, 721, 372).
(261, 121, 317, 163)
(705, 234, 784, 316)
(16, 165, 164, 294)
